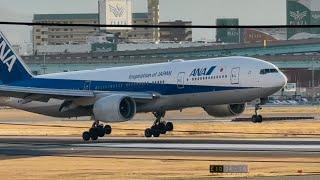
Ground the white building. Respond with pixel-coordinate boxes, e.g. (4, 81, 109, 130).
(98, 0, 133, 31)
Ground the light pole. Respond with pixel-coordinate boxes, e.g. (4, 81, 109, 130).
(311, 56, 315, 103)
(312, 57, 315, 90)
(41, 54, 47, 74)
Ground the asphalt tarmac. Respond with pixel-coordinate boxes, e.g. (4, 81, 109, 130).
(0, 136, 320, 160)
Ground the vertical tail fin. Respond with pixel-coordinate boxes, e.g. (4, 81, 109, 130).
(0, 31, 33, 84)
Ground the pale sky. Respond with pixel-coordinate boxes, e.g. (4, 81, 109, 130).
(0, 0, 287, 44)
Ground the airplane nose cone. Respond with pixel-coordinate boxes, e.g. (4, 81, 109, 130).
(279, 72, 288, 88)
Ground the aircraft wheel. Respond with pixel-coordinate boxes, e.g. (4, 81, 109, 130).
(97, 127, 105, 137)
(82, 131, 91, 141)
(158, 123, 167, 134)
(151, 126, 161, 137)
(165, 122, 174, 131)
(89, 128, 99, 140)
(104, 125, 112, 135)
(145, 128, 152, 138)
(90, 133, 98, 141)
(257, 115, 263, 123)
(251, 115, 258, 123)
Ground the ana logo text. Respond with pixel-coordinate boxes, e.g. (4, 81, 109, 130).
(190, 66, 216, 77)
(0, 37, 17, 72)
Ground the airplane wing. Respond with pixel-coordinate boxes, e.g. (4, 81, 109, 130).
(0, 85, 94, 98)
(0, 85, 157, 103)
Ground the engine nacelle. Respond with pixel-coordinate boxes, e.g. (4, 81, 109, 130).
(93, 95, 136, 122)
(203, 104, 246, 117)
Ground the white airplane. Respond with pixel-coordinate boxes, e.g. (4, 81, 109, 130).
(0, 31, 287, 141)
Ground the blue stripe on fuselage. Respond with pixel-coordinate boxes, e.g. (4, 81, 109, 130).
(8, 78, 252, 95)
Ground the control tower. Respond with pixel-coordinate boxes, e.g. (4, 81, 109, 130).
(148, 0, 160, 41)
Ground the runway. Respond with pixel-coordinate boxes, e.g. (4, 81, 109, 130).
(0, 136, 320, 160)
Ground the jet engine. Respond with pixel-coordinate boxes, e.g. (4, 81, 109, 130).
(93, 95, 136, 122)
(203, 104, 246, 117)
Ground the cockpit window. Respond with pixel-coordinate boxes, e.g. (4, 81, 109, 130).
(260, 69, 278, 75)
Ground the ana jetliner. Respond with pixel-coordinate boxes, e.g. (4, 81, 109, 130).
(0, 31, 287, 141)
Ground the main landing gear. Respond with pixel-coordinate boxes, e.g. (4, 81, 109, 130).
(251, 104, 263, 123)
(82, 120, 112, 141)
(144, 111, 174, 138)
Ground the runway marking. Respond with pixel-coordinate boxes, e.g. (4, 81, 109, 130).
(73, 143, 320, 152)
(35, 155, 320, 164)
(1, 137, 320, 161)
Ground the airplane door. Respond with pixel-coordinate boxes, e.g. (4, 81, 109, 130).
(231, 67, 240, 84)
(83, 80, 91, 90)
(177, 72, 185, 89)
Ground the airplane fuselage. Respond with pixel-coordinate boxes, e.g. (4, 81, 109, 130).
(2, 56, 287, 118)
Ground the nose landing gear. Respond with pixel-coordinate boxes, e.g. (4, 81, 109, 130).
(252, 104, 263, 123)
(82, 120, 112, 141)
(145, 111, 174, 138)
